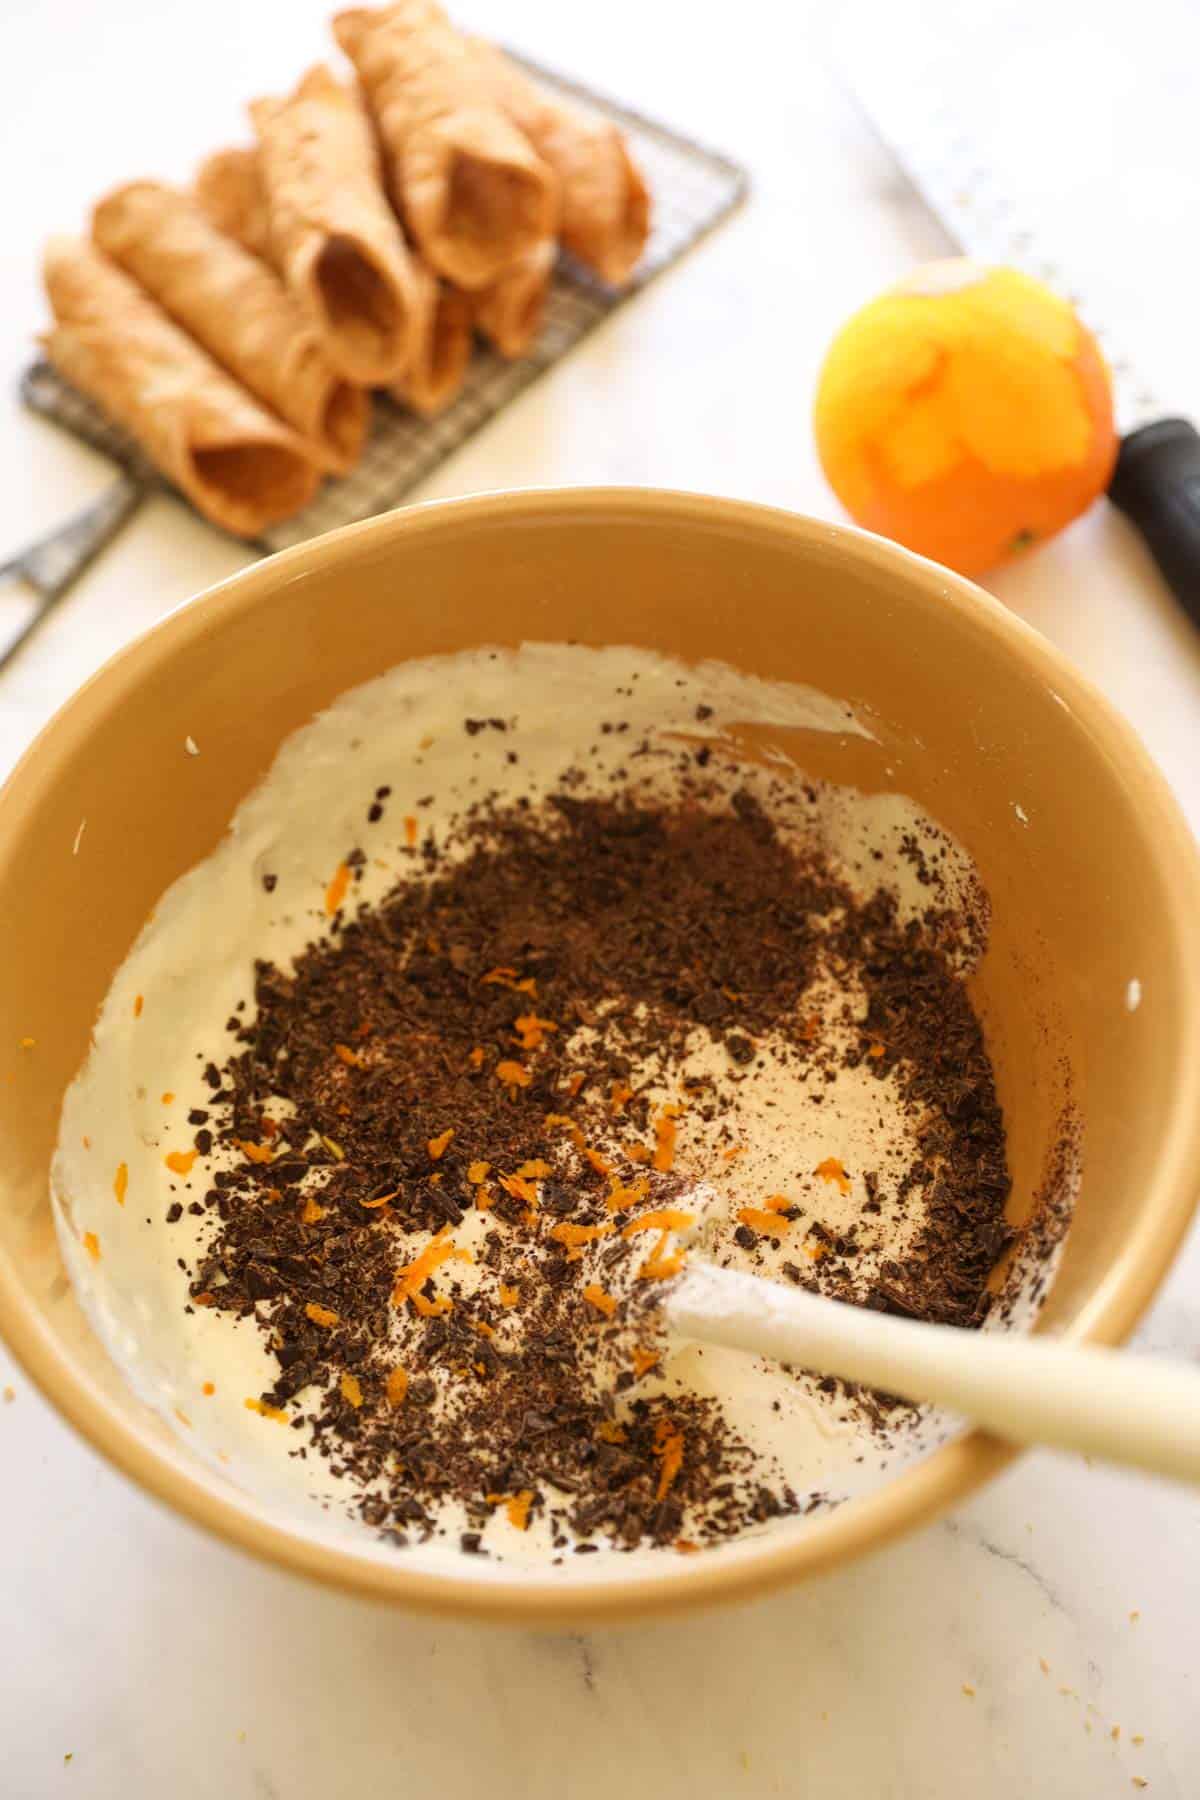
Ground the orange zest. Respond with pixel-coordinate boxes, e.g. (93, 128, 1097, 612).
(481, 966, 538, 996)
(606, 1176, 650, 1213)
(632, 1346, 659, 1378)
(597, 1420, 627, 1444)
(334, 1042, 365, 1069)
(506, 1490, 534, 1530)
(653, 1104, 683, 1173)
(393, 1226, 457, 1312)
(301, 1197, 327, 1224)
(583, 1147, 612, 1177)
(165, 1148, 197, 1176)
(244, 1397, 287, 1422)
(736, 1207, 794, 1235)
(549, 1221, 613, 1248)
(427, 1128, 454, 1160)
(516, 1159, 551, 1179)
(653, 1418, 684, 1500)
(161, 1092, 175, 1105)
(403, 815, 418, 847)
(621, 1208, 693, 1239)
(582, 1283, 618, 1318)
(468, 1046, 485, 1070)
(202, 1381, 215, 1397)
(610, 1080, 634, 1114)
(638, 1230, 687, 1282)
(133, 993, 144, 1018)
(475, 1185, 493, 1212)
(360, 1190, 397, 1210)
(485, 1489, 534, 1530)
(113, 1162, 128, 1206)
(324, 861, 351, 915)
(339, 1372, 364, 1409)
(498, 1283, 520, 1308)
(386, 1366, 409, 1406)
(815, 1156, 851, 1195)
(82, 1231, 101, 1261)
(467, 1160, 491, 1183)
(626, 1142, 651, 1165)
(495, 1060, 531, 1089)
(235, 1139, 275, 1166)
(544, 1111, 585, 1149)
(513, 1013, 556, 1051)
(305, 1303, 340, 1328)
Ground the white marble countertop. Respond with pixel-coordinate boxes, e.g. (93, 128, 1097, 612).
(2, 2, 1198, 1795)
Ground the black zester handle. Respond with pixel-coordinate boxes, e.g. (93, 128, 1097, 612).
(1109, 418, 1200, 631)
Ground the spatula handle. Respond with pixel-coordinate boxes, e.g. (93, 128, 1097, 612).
(667, 1262, 1200, 1486)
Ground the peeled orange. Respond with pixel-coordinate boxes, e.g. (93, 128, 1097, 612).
(814, 261, 1118, 577)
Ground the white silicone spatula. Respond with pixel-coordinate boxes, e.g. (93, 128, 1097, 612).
(664, 1261, 1200, 1486)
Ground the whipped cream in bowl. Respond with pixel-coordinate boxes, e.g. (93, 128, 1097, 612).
(51, 643, 1074, 1584)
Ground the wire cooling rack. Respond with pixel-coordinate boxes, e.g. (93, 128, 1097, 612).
(18, 54, 747, 567)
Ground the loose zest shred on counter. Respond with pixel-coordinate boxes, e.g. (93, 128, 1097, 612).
(324, 862, 351, 916)
(133, 994, 144, 1018)
(161, 1092, 175, 1105)
(403, 815, 418, 847)
(165, 1149, 197, 1176)
(498, 1283, 520, 1307)
(386, 1366, 409, 1405)
(427, 1128, 454, 1160)
(305, 1303, 340, 1328)
(82, 1231, 100, 1261)
(467, 1160, 490, 1183)
(481, 966, 538, 996)
(815, 1156, 851, 1195)
(202, 1381, 215, 1396)
(340, 1372, 364, 1408)
(632, 1346, 660, 1378)
(113, 1162, 128, 1205)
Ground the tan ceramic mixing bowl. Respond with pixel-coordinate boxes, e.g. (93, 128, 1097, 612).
(2, 489, 1198, 1622)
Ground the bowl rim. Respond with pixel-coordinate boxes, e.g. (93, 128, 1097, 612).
(3, 485, 1199, 1624)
